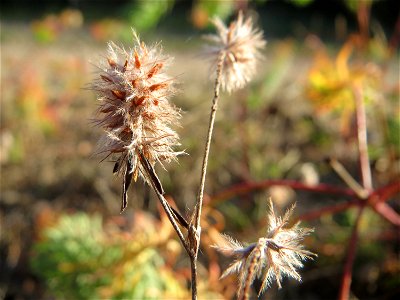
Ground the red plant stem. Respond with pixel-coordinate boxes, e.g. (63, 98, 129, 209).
(298, 181, 400, 223)
(357, 0, 371, 42)
(353, 85, 373, 191)
(372, 202, 400, 226)
(298, 181, 399, 222)
(339, 206, 365, 300)
(373, 180, 400, 202)
(298, 198, 400, 226)
(212, 179, 400, 225)
(388, 15, 400, 53)
(369, 181, 400, 225)
(297, 198, 362, 222)
(210, 180, 356, 206)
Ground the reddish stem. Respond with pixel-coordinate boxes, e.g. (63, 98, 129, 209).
(297, 181, 399, 224)
(210, 180, 356, 206)
(210, 178, 399, 226)
(211, 179, 399, 226)
(388, 15, 400, 53)
(353, 85, 373, 191)
(338, 206, 365, 300)
(298, 197, 400, 226)
(372, 180, 400, 202)
(369, 181, 400, 225)
(356, 0, 371, 43)
(373, 202, 400, 226)
(297, 198, 362, 222)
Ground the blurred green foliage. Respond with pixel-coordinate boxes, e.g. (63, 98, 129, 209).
(288, 0, 314, 6)
(31, 213, 188, 299)
(343, 0, 375, 12)
(387, 118, 400, 155)
(126, 0, 174, 31)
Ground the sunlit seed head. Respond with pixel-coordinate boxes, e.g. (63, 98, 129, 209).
(213, 199, 316, 298)
(204, 11, 266, 93)
(91, 30, 183, 185)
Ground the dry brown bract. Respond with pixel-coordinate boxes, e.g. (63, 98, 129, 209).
(204, 11, 266, 93)
(213, 199, 316, 298)
(92, 31, 182, 211)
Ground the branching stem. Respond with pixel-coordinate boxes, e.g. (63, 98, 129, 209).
(140, 154, 190, 254)
(339, 205, 365, 300)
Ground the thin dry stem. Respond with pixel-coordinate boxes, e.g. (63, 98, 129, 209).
(190, 257, 198, 300)
(189, 52, 226, 300)
(329, 158, 369, 199)
(139, 152, 190, 253)
(194, 52, 226, 230)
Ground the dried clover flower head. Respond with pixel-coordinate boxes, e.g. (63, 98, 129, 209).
(204, 11, 266, 93)
(92, 31, 182, 211)
(213, 199, 316, 298)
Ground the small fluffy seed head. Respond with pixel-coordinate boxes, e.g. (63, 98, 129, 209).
(92, 31, 182, 183)
(213, 199, 316, 298)
(204, 11, 266, 93)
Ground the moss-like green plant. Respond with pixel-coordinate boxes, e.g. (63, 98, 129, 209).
(31, 213, 187, 299)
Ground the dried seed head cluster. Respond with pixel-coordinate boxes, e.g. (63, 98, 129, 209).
(213, 199, 316, 298)
(204, 11, 266, 93)
(92, 31, 182, 211)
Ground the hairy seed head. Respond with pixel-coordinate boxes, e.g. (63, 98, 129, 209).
(204, 11, 266, 93)
(91, 31, 183, 210)
(213, 199, 316, 298)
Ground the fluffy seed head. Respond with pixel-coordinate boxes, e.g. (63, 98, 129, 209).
(213, 199, 316, 298)
(204, 11, 266, 93)
(91, 31, 182, 192)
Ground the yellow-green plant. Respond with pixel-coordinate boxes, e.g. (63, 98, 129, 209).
(31, 213, 188, 299)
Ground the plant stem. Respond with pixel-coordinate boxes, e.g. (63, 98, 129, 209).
(297, 198, 363, 222)
(339, 205, 365, 300)
(329, 158, 369, 199)
(153, 189, 189, 252)
(190, 256, 198, 300)
(190, 52, 225, 300)
(210, 178, 400, 225)
(373, 202, 400, 226)
(139, 154, 190, 254)
(339, 85, 371, 299)
(194, 52, 225, 229)
(210, 179, 357, 206)
(353, 84, 373, 191)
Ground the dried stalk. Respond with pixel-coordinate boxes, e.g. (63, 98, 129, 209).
(329, 158, 369, 199)
(189, 52, 225, 300)
(138, 150, 190, 254)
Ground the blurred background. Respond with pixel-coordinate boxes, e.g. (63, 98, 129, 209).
(1, 0, 399, 299)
